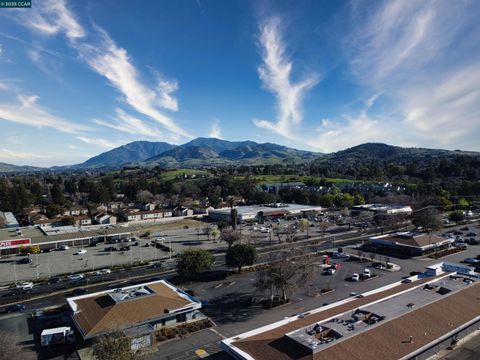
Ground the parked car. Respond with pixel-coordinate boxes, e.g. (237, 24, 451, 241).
(73, 288, 88, 296)
(59, 245, 69, 250)
(468, 238, 479, 245)
(326, 267, 336, 275)
(460, 227, 469, 231)
(464, 258, 480, 265)
(119, 245, 130, 251)
(16, 282, 34, 291)
(133, 241, 139, 246)
(17, 257, 32, 264)
(372, 263, 385, 270)
(88, 242, 98, 247)
(95, 269, 111, 275)
(454, 242, 468, 249)
(104, 246, 117, 252)
(351, 273, 360, 281)
(363, 269, 372, 278)
(5, 304, 26, 313)
(68, 274, 84, 281)
(75, 249, 87, 255)
(466, 233, 477, 237)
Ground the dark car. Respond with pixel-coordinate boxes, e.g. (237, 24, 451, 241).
(104, 246, 117, 252)
(466, 233, 477, 237)
(5, 304, 26, 313)
(461, 227, 469, 231)
(73, 288, 88, 296)
(454, 231, 463, 235)
(17, 257, 32, 264)
(119, 245, 130, 251)
(133, 241, 139, 246)
(88, 242, 98, 247)
(48, 276, 61, 284)
(468, 238, 479, 245)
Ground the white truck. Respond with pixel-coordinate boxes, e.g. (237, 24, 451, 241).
(40, 327, 74, 346)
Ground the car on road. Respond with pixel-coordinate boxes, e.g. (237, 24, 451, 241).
(454, 242, 468, 249)
(59, 245, 69, 250)
(104, 246, 117, 252)
(461, 227, 469, 231)
(466, 232, 477, 237)
(119, 245, 131, 251)
(75, 249, 87, 255)
(468, 238, 479, 245)
(363, 269, 372, 278)
(332, 252, 350, 259)
(48, 276, 61, 284)
(351, 273, 360, 282)
(372, 262, 385, 269)
(95, 269, 111, 275)
(16, 282, 34, 291)
(73, 288, 88, 296)
(5, 304, 26, 313)
(68, 274, 84, 281)
(464, 258, 480, 265)
(17, 257, 32, 264)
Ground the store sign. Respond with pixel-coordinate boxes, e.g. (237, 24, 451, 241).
(0, 238, 31, 249)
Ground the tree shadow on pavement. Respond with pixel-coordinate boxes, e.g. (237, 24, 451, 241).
(202, 292, 262, 324)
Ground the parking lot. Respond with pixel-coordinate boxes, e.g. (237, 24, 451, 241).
(0, 237, 167, 284)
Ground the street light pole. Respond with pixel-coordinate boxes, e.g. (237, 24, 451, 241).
(169, 237, 172, 260)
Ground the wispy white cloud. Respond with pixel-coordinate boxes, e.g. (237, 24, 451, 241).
(0, 148, 52, 160)
(402, 65, 480, 148)
(13, 0, 192, 140)
(0, 93, 89, 134)
(77, 27, 190, 137)
(21, 0, 85, 40)
(209, 119, 223, 139)
(254, 17, 319, 139)
(92, 108, 165, 139)
(76, 136, 120, 149)
(331, 0, 480, 151)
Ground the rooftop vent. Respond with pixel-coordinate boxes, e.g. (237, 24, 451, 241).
(108, 285, 154, 303)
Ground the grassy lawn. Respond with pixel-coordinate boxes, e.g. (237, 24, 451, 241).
(160, 169, 210, 180)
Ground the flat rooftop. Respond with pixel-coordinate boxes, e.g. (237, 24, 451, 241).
(67, 280, 200, 338)
(209, 204, 323, 216)
(0, 224, 138, 246)
(224, 272, 480, 360)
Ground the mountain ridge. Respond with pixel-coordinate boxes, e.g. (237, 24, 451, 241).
(1, 140, 479, 173)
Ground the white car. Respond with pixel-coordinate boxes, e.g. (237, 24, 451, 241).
(16, 282, 34, 291)
(326, 267, 336, 275)
(68, 274, 84, 281)
(75, 249, 87, 255)
(96, 269, 111, 275)
(351, 273, 360, 282)
(60, 245, 69, 250)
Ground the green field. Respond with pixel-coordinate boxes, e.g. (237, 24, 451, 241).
(160, 169, 210, 180)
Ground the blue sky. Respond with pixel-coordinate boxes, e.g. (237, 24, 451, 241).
(0, 0, 479, 166)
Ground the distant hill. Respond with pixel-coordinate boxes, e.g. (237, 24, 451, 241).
(71, 141, 176, 169)
(310, 143, 480, 180)
(0, 162, 44, 173)
(144, 137, 318, 167)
